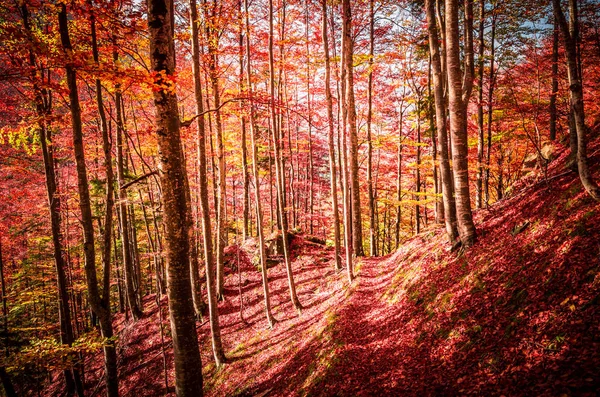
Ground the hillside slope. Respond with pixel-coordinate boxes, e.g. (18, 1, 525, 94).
(63, 140, 600, 396)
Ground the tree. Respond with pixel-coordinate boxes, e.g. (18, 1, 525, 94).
(425, 0, 459, 244)
(202, 0, 229, 301)
(553, 0, 600, 201)
(19, 5, 83, 394)
(90, 4, 120, 393)
(321, 0, 342, 271)
(114, 49, 144, 321)
(190, 0, 226, 367)
(445, 0, 476, 247)
(342, 0, 364, 257)
(245, 0, 276, 326)
(268, 0, 302, 312)
(366, 0, 377, 256)
(476, 0, 485, 209)
(549, 13, 559, 142)
(147, 0, 204, 393)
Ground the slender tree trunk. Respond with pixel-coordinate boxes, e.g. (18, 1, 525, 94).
(147, 0, 204, 393)
(269, 0, 302, 312)
(484, 12, 496, 205)
(550, 15, 559, 142)
(321, 0, 342, 271)
(184, 159, 205, 319)
(339, 10, 354, 282)
(342, 0, 363, 257)
(428, 60, 444, 224)
(114, 67, 143, 320)
(90, 9, 119, 395)
(201, 0, 227, 300)
(60, 4, 124, 395)
(0, 360, 14, 397)
(245, 0, 276, 326)
(239, 2, 250, 240)
(190, 0, 226, 366)
(445, 0, 476, 247)
(395, 118, 403, 249)
(476, 0, 485, 209)
(21, 6, 83, 394)
(305, 2, 314, 235)
(276, 5, 288, 233)
(367, 0, 377, 256)
(415, 98, 422, 235)
(425, 0, 459, 243)
(554, 0, 600, 201)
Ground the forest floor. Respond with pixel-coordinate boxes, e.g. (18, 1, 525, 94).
(67, 138, 600, 396)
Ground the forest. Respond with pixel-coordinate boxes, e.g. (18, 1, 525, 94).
(0, 0, 599, 395)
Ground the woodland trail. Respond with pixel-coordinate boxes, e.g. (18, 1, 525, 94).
(47, 142, 600, 397)
(294, 139, 600, 396)
(301, 255, 423, 396)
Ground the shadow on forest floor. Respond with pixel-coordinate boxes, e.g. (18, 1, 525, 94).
(82, 139, 600, 397)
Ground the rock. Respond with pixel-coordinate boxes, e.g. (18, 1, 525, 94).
(305, 235, 326, 245)
(540, 142, 557, 162)
(265, 231, 293, 256)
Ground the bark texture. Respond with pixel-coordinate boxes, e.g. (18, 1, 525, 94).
(445, 0, 476, 247)
(147, 0, 204, 393)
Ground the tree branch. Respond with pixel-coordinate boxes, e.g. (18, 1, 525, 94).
(180, 97, 244, 127)
(122, 170, 158, 190)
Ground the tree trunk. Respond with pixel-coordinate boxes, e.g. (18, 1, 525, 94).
(0, 242, 15, 397)
(445, 0, 476, 247)
(321, 0, 342, 271)
(428, 60, 444, 224)
(21, 6, 83, 394)
(476, 0, 485, 209)
(415, 98, 422, 235)
(484, 11, 496, 205)
(549, 15, 559, 142)
(269, 0, 302, 312)
(339, 10, 354, 282)
(147, 0, 205, 393)
(367, 0, 377, 256)
(90, 9, 119, 395)
(396, 125, 403, 249)
(114, 66, 143, 320)
(342, 0, 363, 257)
(201, 0, 228, 301)
(305, 3, 314, 235)
(245, 0, 276, 326)
(425, 0, 459, 243)
(239, 4, 250, 240)
(190, 0, 226, 366)
(59, 4, 119, 395)
(184, 160, 206, 319)
(554, 0, 600, 201)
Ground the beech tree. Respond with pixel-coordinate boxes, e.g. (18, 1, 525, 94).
(321, 0, 342, 271)
(445, 0, 476, 247)
(342, 0, 364, 258)
(147, 0, 203, 393)
(245, 0, 276, 326)
(553, 0, 600, 201)
(425, 0, 459, 244)
(268, 0, 302, 312)
(20, 5, 83, 394)
(189, 0, 226, 366)
(58, 3, 118, 395)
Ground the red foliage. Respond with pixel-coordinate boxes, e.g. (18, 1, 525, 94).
(72, 137, 600, 396)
